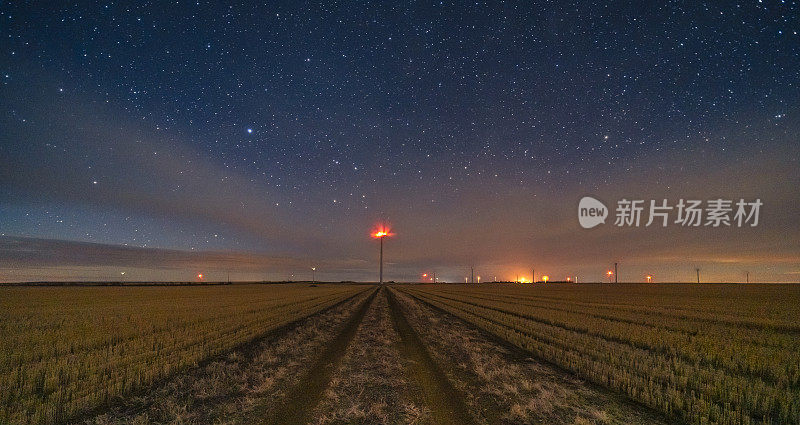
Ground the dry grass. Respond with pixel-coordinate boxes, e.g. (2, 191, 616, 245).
(392, 288, 664, 425)
(0, 283, 368, 424)
(80, 289, 371, 424)
(399, 283, 800, 425)
(313, 290, 427, 425)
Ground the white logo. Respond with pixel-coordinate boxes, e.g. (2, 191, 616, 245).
(578, 197, 608, 228)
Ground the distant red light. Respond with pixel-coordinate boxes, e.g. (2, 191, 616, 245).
(371, 224, 394, 238)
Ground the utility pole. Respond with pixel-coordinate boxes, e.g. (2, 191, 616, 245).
(532, 268, 535, 283)
(433, 271, 436, 283)
(311, 267, 316, 284)
(614, 262, 618, 283)
(379, 235, 383, 284)
(696, 268, 700, 284)
(471, 266, 474, 284)
(746, 271, 749, 284)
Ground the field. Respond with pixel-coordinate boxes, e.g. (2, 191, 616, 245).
(1, 283, 798, 425)
(0, 284, 368, 424)
(397, 284, 800, 425)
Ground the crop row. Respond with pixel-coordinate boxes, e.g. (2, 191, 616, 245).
(429, 288, 800, 387)
(398, 285, 800, 425)
(0, 284, 368, 424)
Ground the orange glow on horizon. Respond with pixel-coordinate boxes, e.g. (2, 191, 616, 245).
(542, 275, 549, 282)
(197, 273, 204, 280)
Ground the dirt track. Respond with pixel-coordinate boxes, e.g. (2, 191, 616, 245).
(254, 288, 379, 424)
(85, 284, 669, 425)
(82, 288, 374, 424)
(386, 288, 477, 425)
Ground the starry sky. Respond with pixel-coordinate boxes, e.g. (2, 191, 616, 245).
(1, 1, 798, 283)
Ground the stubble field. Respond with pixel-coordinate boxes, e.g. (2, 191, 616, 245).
(1, 282, 797, 425)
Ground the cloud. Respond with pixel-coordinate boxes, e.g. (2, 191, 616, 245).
(0, 236, 368, 281)
(0, 74, 312, 251)
(1, 69, 798, 283)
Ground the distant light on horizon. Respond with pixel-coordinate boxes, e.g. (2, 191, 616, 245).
(0, 1, 796, 284)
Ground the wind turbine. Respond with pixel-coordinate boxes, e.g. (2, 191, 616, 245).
(372, 224, 393, 284)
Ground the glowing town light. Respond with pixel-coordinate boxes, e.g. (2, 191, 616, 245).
(197, 273, 204, 280)
(607, 270, 614, 283)
(477, 276, 481, 283)
(646, 275, 653, 283)
(566, 276, 571, 282)
(542, 275, 549, 283)
(519, 277, 526, 283)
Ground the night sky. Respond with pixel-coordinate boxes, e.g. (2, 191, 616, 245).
(1, 1, 798, 283)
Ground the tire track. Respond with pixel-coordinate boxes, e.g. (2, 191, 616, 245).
(251, 287, 379, 425)
(80, 287, 373, 425)
(395, 286, 671, 425)
(311, 288, 426, 424)
(386, 287, 477, 425)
